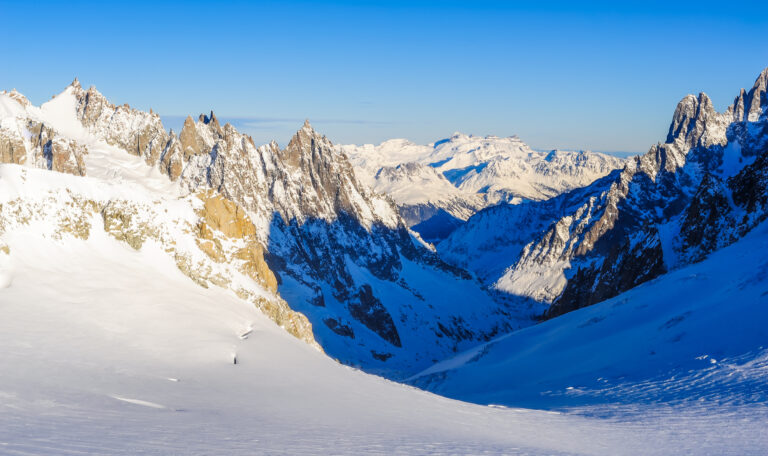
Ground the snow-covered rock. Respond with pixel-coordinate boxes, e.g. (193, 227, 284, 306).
(339, 133, 625, 236)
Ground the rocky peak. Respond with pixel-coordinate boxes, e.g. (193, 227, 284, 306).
(180, 115, 204, 159)
(195, 110, 223, 137)
(182, 115, 195, 129)
(283, 119, 332, 162)
(733, 88, 747, 122)
(745, 67, 768, 122)
(666, 92, 725, 149)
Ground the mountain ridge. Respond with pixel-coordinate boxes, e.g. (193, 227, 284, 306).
(0, 81, 521, 378)
(339, 133, 625, 238)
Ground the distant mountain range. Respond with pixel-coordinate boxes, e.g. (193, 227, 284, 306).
(339, 135, 625, 242)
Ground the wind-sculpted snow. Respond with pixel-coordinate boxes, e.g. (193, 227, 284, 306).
(339, 134, 625, 233)
(0, 81, 517, 378)
(441, 67, 768, 318)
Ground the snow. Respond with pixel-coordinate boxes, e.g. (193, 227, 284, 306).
(494, 259, 571, 302)
(1, 217, 766, 455)
(339, 133, 625, 213)
(37, 87, 88, 140)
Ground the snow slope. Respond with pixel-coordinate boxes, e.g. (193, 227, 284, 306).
(412, 219, 768, 420)
(1, 214, 766, 455)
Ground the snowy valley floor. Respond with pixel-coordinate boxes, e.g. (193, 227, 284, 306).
(0, 231, 767, 455)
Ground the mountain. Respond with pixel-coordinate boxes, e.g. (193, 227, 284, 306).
(2, 74, 767, 456)
(339, 134, 625, 239)
(0, 81, 520, 379)
(439, 68, 768, 316)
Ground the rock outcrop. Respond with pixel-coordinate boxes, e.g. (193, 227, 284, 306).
(0, 104, 88, 176)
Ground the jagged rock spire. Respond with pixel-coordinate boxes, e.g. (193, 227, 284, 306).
(753, 66, 768, 91)
(196, 110, 216, 124)
(745, 67, 768, 122)
(666, 91, 726, 150)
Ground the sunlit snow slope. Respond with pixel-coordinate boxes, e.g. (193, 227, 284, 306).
(0, 197, 766, 455)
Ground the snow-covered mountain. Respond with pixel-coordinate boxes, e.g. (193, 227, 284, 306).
(440, 67, 768, 318)
(339, 134, 625, 239)
(0, 81, 521, 379)
(2, 73, 768, 455)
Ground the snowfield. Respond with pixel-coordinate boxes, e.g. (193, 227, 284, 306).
(0, 217, 767, 455)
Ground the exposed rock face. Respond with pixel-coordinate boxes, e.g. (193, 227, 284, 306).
(0, 115, 87, 176)
(677, 174, 735, 264)
(30, 124, 88, 176)
(74, 80, 173, 168)
(349, 284, 401, 347)
(548, 70, 768, 316)
(441, 67, 768, 319)
(0, 130, 26, 166)
(147, 113, 512, 376)
(195, 190, 277, 293)
(180, 115, 204, 160)
(549, 228, 666, 318)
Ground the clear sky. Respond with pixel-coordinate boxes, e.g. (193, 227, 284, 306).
(1, 1, 767, 153)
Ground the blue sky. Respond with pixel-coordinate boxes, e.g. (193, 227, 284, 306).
(1, 1, 767, 153)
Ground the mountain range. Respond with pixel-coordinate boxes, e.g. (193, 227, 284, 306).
(438, 68, 768, 320)
(339, 134, 624, 242)
(0, 81, 525, 379)
(2, 67, 768, 455)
